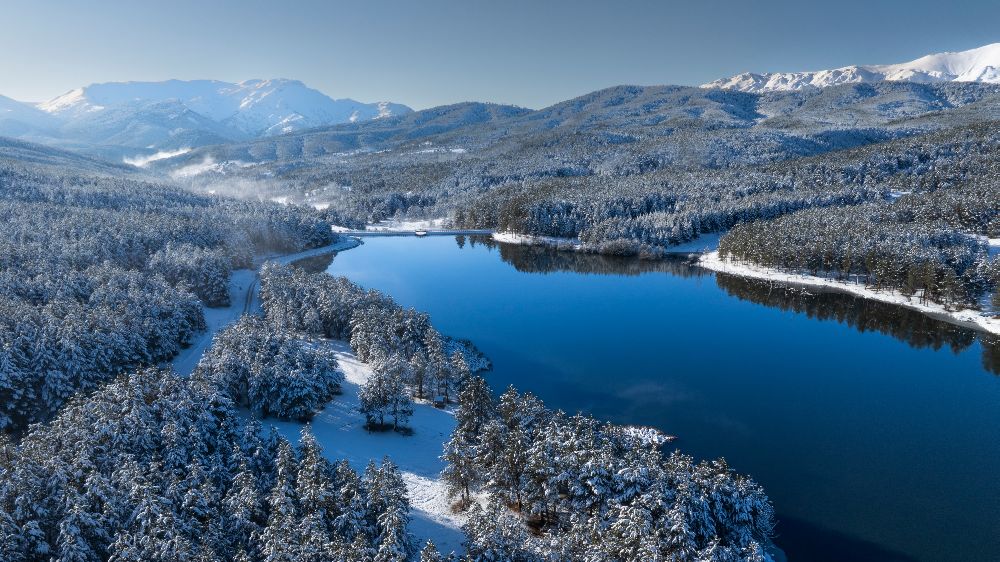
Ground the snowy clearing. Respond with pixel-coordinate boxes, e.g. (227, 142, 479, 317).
(660, 232, 722, 254)
(170, 269, 256, 376)
(700, 251, 1000, 336)
(262, 340, 469, 555)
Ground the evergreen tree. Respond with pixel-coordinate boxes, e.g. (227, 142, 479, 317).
(260, 440, 300, 562)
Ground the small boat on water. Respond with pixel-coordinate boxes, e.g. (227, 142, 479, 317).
(414, 230, 428, 237)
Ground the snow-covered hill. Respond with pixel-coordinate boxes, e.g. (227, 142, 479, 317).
(705, 43, 1000, 93)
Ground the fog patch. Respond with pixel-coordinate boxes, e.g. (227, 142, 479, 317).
(124, 147, 191, 167)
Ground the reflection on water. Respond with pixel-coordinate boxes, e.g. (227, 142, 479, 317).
(488, 239, 1000, 374)
(714, 274, 1000, 374)
(327, 236, 1000, 562)
(471, 235, 707, 278)
(290, 252, 335, 273)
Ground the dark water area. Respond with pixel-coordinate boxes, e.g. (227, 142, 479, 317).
(325, 235, 1000, 562)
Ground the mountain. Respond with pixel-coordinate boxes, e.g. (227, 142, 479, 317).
(0, 94, 59, 137)
(0, 135, 140, 175)
(152, 81, 1000, 192)
(704, 43, 1000, 93)
(0, 79, 411, 161)
(39, 79, 410, 138)
(152, 101, 531, 167)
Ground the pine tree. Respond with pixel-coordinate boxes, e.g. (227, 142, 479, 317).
(409, 352, 428, 398)
(419, 540, 443, 562)
(441, 375, 495, 506)
(423, 328, 447, 403)
(260, 440, 300, 562)
(449, 352, 471, 390)
(223, 448, 265, 558)
(331, 461, 367, 542)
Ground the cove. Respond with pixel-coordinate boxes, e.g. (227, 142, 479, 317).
(323, 235, 1000, 562)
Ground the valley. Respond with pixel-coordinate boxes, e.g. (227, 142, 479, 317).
(1, 32, 998, 562)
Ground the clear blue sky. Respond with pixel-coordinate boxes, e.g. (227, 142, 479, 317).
(2, 0, 997, 109)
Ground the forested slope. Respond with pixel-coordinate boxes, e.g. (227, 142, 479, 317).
(0, 158, 334, 433)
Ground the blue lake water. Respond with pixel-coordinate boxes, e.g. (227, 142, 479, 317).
(324, 235, 1000, 562)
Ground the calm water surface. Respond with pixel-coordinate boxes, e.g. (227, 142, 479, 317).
(325, 235, 1000, 562)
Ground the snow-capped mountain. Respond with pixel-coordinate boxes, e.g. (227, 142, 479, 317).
(38, 79, 410, 137)
(704, 43, 1000, 93)
(0, 79, 411, 160)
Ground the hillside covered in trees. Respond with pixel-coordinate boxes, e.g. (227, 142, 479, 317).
(154, 81, 1000, 315)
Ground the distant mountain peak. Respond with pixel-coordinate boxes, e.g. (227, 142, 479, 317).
(704, 43, 1000, 93)
(34, 78, 411, 136)
(0, 79, 412, 159)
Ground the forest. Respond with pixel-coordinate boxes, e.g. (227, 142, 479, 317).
(0, 161, 334, 434)
(9, 77, 1000, 561)
(445, 378, 775, 561)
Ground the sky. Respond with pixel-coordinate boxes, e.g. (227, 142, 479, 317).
(2, 0, 998, 110)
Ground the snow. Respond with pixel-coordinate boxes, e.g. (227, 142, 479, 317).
(366, 217, 451, 232)
(661, 232, 722, 254)
(492, 231, 584, 249)
(170, 237, 362, 376)
(167, 234, 466, 552)
(704, 42, 1000, 92)
(169, 156, 256, 178)
(262, 339, 469, 555)
(699, 251, 1000, 336)
(171, 269, 256, 376)
(412, 147, 468, 155)
(35, 79, 412, 136)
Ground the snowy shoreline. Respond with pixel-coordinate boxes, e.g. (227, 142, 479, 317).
(491, 230, 1000, 337)
(171, 236, 468, 553)
(700, 251, 1000, 336)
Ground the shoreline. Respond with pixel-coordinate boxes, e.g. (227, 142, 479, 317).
(488, 229, 1000, 338)
(699, 251, 1000, 336)
(491, 230, 722, 255)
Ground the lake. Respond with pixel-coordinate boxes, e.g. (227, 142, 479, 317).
(324, 234, 1000, 562)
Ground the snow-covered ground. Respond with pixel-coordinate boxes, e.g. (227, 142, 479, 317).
(366, 217, 451, 232)
(492, 231, 585, 249)
(170, 269, 257, 376)
(170, 235, 467, 553)
(700, 251, 1000, 336)
(170, 237, 362, 376)
(262, 340, 469, 555)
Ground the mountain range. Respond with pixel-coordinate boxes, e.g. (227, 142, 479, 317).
(705, 42, 1000, 92)
(2, 43, 1000, 167)
(0, 79, 410, 161)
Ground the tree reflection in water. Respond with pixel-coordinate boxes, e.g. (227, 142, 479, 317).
(484, 237, 1000, 375)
